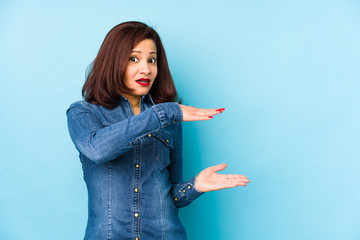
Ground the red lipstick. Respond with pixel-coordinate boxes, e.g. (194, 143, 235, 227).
(135, 78, 150, 86)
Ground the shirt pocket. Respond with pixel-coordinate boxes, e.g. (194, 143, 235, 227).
(152, 130, 174, 167)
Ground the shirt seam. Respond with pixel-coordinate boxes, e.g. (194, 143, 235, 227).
(107, 162, 112, 240)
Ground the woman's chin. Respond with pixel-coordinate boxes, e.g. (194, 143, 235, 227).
(125, 90, 151, 99)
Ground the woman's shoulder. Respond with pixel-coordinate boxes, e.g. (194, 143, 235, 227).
(66, 100, 123, 117)
(66, 100, 103, 116)
(68, 100, 86, 108)
(67, 100, 94, 111)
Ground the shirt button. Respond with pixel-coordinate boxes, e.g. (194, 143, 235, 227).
(134, 188, 139, 193)
(166, 139, 169, 143)
(135, 164, 140, 168)
(187, 185, 191, 189)
(134, 213, 139, 218)
(147, 133, 151, 137)
(174, 198, 178, 201)
(135, 238, 139, 240)
(182, 189, 186, 193)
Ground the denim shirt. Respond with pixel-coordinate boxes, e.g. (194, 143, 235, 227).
(66, 94, 203, 240)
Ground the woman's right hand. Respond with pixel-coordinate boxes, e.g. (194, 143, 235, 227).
(179, 104, 225, 121)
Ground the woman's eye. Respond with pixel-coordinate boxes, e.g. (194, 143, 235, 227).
(148, 58, 156, 64)
(129, 57, 138, 62)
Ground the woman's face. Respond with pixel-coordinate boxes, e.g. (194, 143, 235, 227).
(123, 39, 158, 99)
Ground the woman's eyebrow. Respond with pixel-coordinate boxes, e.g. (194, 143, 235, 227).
(130, 50, 157, 54)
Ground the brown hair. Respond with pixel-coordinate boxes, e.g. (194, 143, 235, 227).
(82, 21, 179, 109)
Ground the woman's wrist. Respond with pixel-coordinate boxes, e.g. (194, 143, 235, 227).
(194, 174, 203, 193)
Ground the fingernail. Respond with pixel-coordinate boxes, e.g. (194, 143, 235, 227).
(208, 116, 213, 118)
(221, 108, 225, 111)
(216, 109, 222, 111)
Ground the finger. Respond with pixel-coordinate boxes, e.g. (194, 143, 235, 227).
(231, 178, 250, 183)
(220, 177, 249, 184)
(197, 108, 225, 113)
(223, 177, 250, 183)
(223, 174, 250, 181)
(218, 178, 250, 187)
(220, 182, 247, 189)
(223, 174, 248, 178)
(195, 109, 224, 116)
(210, 111, 224, 116)
(209, 163, 227, 172)
(181, 106, 218, 112)
(180, 105, 225, 113)
(228, 180, 250, 185)
(182, 113, 214, 121)
(192, 115, 213, 121)
(181, 106, 224, 121)
(202, 111, 223, 118)
(194, 107, 215, 112)
(193, 111, 216, 118)
(192, 115, 214, 121)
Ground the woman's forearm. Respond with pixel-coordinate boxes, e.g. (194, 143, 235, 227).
(66, 101, 182, 164)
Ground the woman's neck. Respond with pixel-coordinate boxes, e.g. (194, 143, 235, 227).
(122, 94, 141, 115)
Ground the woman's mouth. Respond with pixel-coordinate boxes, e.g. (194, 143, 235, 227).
(135, 78, 150, 86)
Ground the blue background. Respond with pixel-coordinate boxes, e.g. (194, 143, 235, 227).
(1, 1, 359, 239)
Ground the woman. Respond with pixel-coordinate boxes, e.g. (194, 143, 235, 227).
(67, 21, 250, 240)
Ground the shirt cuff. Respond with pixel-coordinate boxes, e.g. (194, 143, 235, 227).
(152, 102, 183, 128)
(174, 175, 204, 203)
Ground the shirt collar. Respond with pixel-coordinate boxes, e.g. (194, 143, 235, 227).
(118, 93, 155, 106)
(141, 93, 155, 105)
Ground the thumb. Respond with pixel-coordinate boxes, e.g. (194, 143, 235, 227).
(210, 163, 227, 172)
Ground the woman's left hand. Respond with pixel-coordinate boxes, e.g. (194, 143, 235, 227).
(194, 163, 250, 192)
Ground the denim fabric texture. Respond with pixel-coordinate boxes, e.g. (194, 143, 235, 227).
(66, 94, 203, 240)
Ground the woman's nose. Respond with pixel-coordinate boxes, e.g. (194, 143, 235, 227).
(139, 61, 151, 75)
